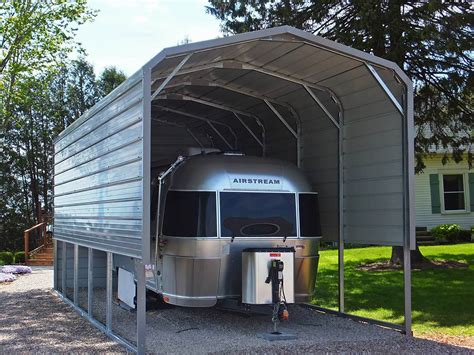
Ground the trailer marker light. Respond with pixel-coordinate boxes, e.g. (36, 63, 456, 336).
(269, 253, 281, 257)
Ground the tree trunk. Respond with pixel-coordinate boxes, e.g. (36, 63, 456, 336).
(390, 245, 427, 265)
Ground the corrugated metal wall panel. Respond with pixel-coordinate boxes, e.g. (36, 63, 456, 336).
(337, 68, 405, 245)
(300, 104, 339, 242)
(53, 75, 144, 258)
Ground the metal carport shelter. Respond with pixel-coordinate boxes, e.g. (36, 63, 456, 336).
(52, 26, 415, 353)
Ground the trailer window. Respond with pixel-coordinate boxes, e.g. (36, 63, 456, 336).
(220, 192, 296, 237)
(162, 191, 217, 237)
(299, 193, 321, 237)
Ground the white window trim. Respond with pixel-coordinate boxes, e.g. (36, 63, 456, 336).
(439, 171, 470, 214)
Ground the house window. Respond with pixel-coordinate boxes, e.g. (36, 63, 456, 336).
(442, 174, 466, 212)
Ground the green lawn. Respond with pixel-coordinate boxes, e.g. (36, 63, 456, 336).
(312, 243, 474, 336)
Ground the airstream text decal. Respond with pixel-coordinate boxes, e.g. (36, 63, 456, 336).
(229, 176, 283, 190)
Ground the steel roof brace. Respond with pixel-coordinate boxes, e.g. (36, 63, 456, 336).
(154, 105, 236, 150)
(303, 85, 340, 130)
(153, 60, 334, 97)
(264, 99, 301, 167)
(233, 112, 264, 148)
(151, 59, 344, 116)
(152, 117, 205, 148)
(156, 105, 238, 149)
(158, 80, 295, 113)
(365, 63, 404, 115)
(158, 93, 256, 119)
(155, 93, 265, 152)
(151, 53, 192, 101)
(264, 99, 297, 138)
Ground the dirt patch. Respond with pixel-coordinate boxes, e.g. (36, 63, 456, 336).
(357, 259, 469, 271)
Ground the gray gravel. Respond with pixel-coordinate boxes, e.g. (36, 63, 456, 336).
(0, 267, 124, 353)
(0, 268, 472, 354)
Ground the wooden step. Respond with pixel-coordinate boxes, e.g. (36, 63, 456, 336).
(32, 253, 53, 258)
(27, 259, 53, 266)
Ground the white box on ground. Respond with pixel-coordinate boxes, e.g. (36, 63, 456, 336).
(118, 267, 136, 309)
(242, 248, 295, 304)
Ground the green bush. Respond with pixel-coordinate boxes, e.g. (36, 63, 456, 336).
(458, 230, 473, 242)
(431, 224, 462, 242)
(0, 251, 14, 264)
(14, 251, 25, 264)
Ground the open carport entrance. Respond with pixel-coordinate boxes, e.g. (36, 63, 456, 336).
(138, 25, 415, 348)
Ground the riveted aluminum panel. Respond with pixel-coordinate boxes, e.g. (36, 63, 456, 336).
(53, 73, 144, 258)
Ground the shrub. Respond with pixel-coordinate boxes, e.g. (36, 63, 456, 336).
(14, 251, 25, 264)
(458, 230, 472, 242)
(431, 224, 462, 242)
(0, 251, 14, 265)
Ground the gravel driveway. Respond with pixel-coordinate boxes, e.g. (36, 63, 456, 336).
(0, 268, 472, 354)
(0, 267, 123, 353)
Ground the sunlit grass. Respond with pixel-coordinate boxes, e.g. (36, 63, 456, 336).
(312, 243, 474, 336)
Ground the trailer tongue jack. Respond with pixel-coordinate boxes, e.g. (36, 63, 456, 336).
(266, 259, 289, 334)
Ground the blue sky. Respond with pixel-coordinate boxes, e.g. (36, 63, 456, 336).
(76, 0, 222, 75)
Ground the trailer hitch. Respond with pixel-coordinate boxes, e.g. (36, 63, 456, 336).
(265, 259, 289, 333)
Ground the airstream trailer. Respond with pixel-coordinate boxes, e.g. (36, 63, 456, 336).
(115, 152, 321, 308)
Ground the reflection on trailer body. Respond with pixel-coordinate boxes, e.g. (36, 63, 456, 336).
(118, 153, 322, 307)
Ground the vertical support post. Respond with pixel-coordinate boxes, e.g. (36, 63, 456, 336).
(402, 81, 414, 336)
(88, 248, 93, 316)
(53, 239, 58, 290)
(338, 110, 344, 313)
(136, 260, 146, 355)
(73, 244, 79, 305)
(403, 244, 412, 335)
(61, 241, 66, 294)
(106, 252, 113, 331)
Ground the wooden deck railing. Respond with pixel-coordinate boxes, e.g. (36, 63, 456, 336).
(24, 222, 47, 262)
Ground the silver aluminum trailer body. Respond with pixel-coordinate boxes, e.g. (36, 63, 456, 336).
(146, 153, 321, 307)
(52, 26, 415, 352)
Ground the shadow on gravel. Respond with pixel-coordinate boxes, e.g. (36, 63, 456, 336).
(0, 289, 124, 353)
(0, 288, 471, 353)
